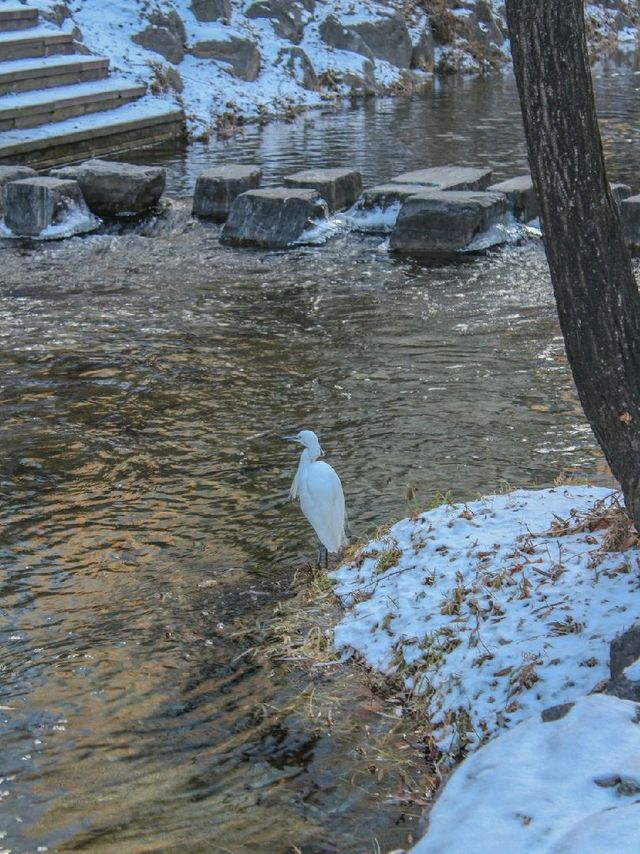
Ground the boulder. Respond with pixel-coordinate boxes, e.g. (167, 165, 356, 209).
(391, 165, 493, 191)
(220, 187, 328, 248)
(342, 58, 376, 96)
(278, 46, 318, 90)
(389, 190, 509, 255)
(411, 22, 435, 70)
(50, 159, 166, 216)
(246, 0, 304, 43)
(471, 0, 505, 44)
(4, 177, 98, 237)
(0, 165, 37, 215)
(349, 14, 413, 68)
(132, 25, 184, 64)
(319, 14, 373, 60)
(605, 623, 640, 702)
(488, 174, 538, 222)
(620, 194, 640, 252)
(191, 37, 260, 81)
(192, 164, 262, 220)
(283, 168, 362, 212)
(190, 0, 230, 22)
(346, 183, 424, 232)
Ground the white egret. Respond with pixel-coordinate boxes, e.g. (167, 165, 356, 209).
(283, 429, 348, 567)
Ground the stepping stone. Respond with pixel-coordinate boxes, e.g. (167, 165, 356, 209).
(390, 165, 493, 191)
(283, 168, 362, 212)
(611, 183, 633, 205)
(389, 190, 508, 255)
(220, 187, 328, 248)
(4, 176, 98, 237)
(620, 194, 640, 251)
(488, 174, 538, 222)
(0, 164, 36, 214)
(192, 164, 262, 220)
(346, 183, 425, 232)
(49, 158, 166, 216)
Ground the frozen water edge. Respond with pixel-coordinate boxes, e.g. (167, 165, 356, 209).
(0, 204, 101, 240)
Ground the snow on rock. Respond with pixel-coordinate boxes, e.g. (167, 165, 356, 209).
(331, 486, 640, 754)
(409, 693, 640, 854)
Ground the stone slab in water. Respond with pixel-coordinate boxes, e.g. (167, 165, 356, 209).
(621, 194, 640, 251)
(0, 164, 36, 214)
(346, 183, 425, 232)
(283, 168, 362, 212)
(488, 174, 538, 222)
(220, 186, 328, 248)
(389, 190, 508, 255)
(611, 182, 633, 205)
(50, 158, 166, 216)
(192, 165, 262, 220)
(391, 165, 493, 191)
(4, 176, 98, 237)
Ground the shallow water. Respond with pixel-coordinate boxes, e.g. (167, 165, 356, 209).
(0, 66, 638, 853)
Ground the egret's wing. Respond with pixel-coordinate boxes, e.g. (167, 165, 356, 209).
(300, 461, 347, 552)
(289, 469, 299, 500)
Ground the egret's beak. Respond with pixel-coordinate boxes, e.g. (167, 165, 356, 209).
(280, 435, 298, 441)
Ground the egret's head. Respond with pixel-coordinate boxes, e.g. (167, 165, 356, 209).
(282, 429, 324, 459)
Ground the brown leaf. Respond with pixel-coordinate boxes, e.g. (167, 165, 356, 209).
(619, 411, 632, 424)
(493, 666, 513, 677)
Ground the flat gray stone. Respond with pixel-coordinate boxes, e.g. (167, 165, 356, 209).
(50, 159, 166, 216)
(611, 182, 633, 204)
(4, 176, 98, 237)
(346, 183, 425, 232)
(488, 174, 538, 222)
(220, 186, 328, 248)
(283, 168, 362, 212)
(389, 190, 508, 255)
(0, 165, 37, 215)
(391, 165, 493, 191)
(192, 165, 262, 220)
(621, 195, 640, 252)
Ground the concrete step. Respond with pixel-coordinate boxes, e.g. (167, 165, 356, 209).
(0, 26, 75, 61)
(0, 79, 147, 130)
(0, 6, 39, 32)
(0, 99, 185, 168)
(0, 55, 110, 95)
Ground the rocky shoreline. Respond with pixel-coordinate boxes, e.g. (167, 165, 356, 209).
(29, 0, 640, 137)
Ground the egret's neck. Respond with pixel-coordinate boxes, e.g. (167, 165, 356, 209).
(300, 447, 320, 465)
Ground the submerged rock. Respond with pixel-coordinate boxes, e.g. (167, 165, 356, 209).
(391, 165, 493, 191)
(50, 159, 166, 216)
(389, 190, 508, 255)
(220, 187, 328, 248)
(192, 165, 262, 220)
(283, 168, 362, 212)
(488, 174, 538, 222)
(4, 176, 99, 238)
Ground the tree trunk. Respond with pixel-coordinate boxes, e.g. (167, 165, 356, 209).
(505, 0, 640, 524)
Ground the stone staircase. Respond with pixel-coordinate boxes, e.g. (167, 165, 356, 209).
(0, 4, 184, 168)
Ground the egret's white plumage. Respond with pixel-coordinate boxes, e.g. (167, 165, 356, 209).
(285, 429, 347, 562)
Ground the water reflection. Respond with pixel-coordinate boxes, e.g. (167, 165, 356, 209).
(0, 67, 634, 853)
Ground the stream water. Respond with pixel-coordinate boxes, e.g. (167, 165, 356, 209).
(1, 62, 640, 853)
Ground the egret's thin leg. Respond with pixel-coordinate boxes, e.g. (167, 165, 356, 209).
(315, 543, 323, 569)
(324, 546, 328, 570)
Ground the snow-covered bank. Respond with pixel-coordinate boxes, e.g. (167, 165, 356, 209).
(29, 0, 640, 135)
(332, 486, 640, 750)
(411, 693, 640, 853)
(330, 485, 640, 849)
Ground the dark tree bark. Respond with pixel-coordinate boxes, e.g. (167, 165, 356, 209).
(505, 0, 640, 524)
